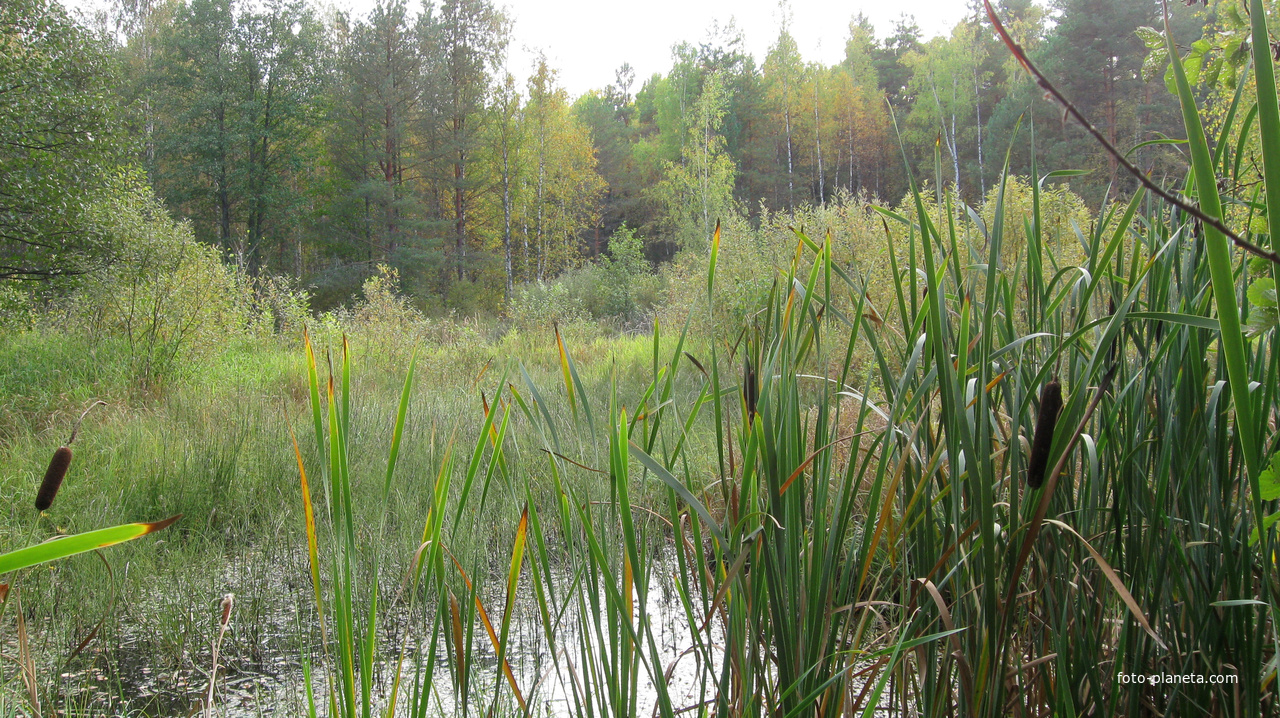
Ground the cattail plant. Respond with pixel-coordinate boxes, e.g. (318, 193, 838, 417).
(34, 401, 105, 512)
(742, 355, 757, 422)
(205, 593, 235, 718)
(1025, 380, 1061, 489)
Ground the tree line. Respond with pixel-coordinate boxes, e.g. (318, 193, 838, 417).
(2, 0, 1206, 310)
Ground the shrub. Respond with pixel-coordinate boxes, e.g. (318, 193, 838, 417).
(508, 225, 659, 329)
(0, 284, 34, 332)
(352, 264, 418, 329)
(65, 180, 245, 387)
(508, 278, 589, 329)
(241, 273, 312, 342)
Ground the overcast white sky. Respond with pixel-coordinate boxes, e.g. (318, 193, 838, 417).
(478, 0, 975, 97)
(64, 0, 978, 98)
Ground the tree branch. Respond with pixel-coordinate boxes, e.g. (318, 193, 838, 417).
(983, 0, 1280, 265)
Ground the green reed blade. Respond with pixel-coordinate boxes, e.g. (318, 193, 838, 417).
(0, 515, 180, 575)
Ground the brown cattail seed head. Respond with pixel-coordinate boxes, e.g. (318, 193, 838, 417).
(1106, 297, 1119, 364)
(1027, 381, 1063, 489)
(743, 357, 758, 422)
(220, 593, 235, 626)
(36, 446, 72, 511)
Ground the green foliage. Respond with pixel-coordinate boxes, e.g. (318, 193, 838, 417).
(589, 224, 653, 318)
(508, 278, 588, 328)
(0, 0, 129, 280)
(66, 174, 246, 386)
(148, 0, 322, 271)
(246, 273, 313, 339)
(1247, 276, 1279, 337)
(508, 225, 661, 329)
(513, 59, 607, 282)
(0, 517, 179, 576)
(651, 70, 739, 251)
(1259, 452, 1280, 502)
(903, 23, 988, 193)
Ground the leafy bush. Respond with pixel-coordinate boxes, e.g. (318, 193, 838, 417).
(352, 264, 419, 329)
(656, 181, 1093, 341)
(0, 284, 34, 332)
(508, 277, 589, 329)
(508, 225, 660, 329)
(65, 179, 245, 387)
(244, 274, 312, 341)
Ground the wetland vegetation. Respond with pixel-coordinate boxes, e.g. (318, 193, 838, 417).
(3, 0, 1280, 716)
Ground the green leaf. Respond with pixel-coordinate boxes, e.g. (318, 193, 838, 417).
(0, 516, 181, 575)
(1245, 307, 1279, 337)
(627, 440, 730, 552)
(1249, 510, 1280, 545)
(1135, 26, 1164, 49)
(1038, 169, 1091, 186)
(1258, 453, 1280, 501)
(1144, 47, 1170, 83)
(1246, 276, 1279, 337)
(1248, 277, 1277, 308)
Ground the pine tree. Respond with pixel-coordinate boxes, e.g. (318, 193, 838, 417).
(324, 1, 423, 266)
(433, 0, 507, 280)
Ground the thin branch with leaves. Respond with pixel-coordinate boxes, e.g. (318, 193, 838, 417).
(983, 0, 1280, 265)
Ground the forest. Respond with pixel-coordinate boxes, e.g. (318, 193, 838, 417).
(4, 0, 1203, 311)
(4, 0, 1280, 716)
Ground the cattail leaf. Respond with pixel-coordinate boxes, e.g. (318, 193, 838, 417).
(628, 440, 730, 553)
(1167, 1, 1261, 483)
(383, 348, 417, 499)
(1126, 311, 1220, 331)
(289, 426, 325, 642)
(1043, 519, 1168, 650)
(493, 505, 529, 716)
(707, 219, 720, 304)
(563, 334, 596, 438)
(517, 361, 562, 453)
(502, 506, 528, 622)
(447, 590, 465, 692)
(622, 553, 633, 626)
(1038, 168, 1092, 185)
(446, 552, 527, 714)
(0, 516, 180, 576)
(1251, 0, 1280, 257)
(553, 323, 576, 424)
(1211, 599, 1270, 608)
(303, 330, 325, 463)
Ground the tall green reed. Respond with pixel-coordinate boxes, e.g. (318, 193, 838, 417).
(289, 6, 1280, 711)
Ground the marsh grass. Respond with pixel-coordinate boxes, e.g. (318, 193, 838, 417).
(284, 14, 1280, 712)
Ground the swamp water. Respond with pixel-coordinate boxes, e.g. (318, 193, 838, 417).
(29, 550, 896, 717)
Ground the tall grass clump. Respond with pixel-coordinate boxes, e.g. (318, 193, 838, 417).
(293, 332, 419, 718)
(286, 4, 1280, 716)
(293, 142, 1278, 718)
